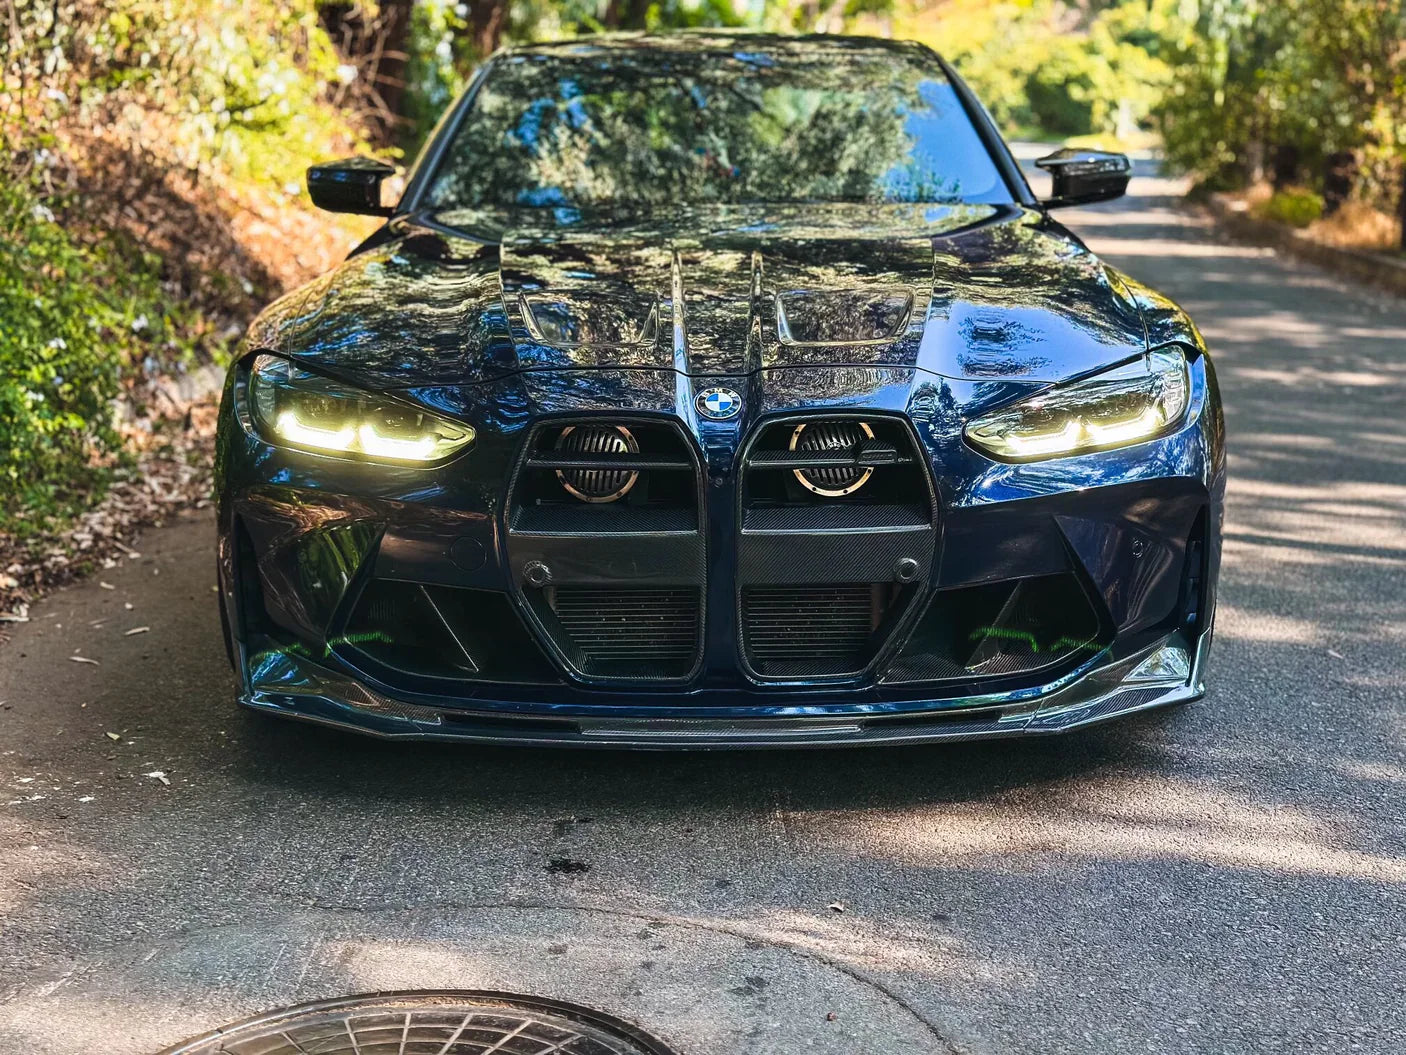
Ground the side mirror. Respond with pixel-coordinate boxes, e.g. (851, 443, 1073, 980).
(307, 157, 396, 216)
(1035, 148, 1131, 209)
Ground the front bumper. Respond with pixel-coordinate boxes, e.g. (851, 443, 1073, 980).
(237, 631, 1210, 748)
(216, 360, 1224, 748)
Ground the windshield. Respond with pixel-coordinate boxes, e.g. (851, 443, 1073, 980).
(424, 43, 1012, 212)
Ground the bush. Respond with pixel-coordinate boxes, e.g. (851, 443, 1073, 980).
(915, 0, 1173, 141)
(0, 179, 179, 535)
(1256, 190, 1325, 228)
(1025, 39, 1101, 136)
(1, 0, 376, 536)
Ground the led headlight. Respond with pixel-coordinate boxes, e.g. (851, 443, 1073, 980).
(965, 347, 1190, 462)
(247, 354, 474, 464)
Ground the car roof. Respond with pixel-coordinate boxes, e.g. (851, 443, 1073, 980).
(497, 31, 939, 64)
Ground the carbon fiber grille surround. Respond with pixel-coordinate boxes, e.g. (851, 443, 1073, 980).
(507, 418, 706, 684)
(737, 415, 937, 681)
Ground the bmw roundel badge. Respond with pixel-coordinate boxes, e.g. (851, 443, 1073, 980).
(696, 386, 742, 421)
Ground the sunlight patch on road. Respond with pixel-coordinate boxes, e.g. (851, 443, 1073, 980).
(816, 779, 1406, 885)
(1230, 365, 1406, 388)
(1214, 603, 1322, 645)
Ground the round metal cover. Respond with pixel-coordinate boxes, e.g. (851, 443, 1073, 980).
(157, 991, 679, 1055)
(555, 424, 640, 503)
(790, 420, 875, 496)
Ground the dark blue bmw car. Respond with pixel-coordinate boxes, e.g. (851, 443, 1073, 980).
(215, 33, 1225, 747)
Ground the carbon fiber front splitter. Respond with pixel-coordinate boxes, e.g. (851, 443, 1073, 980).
(237, 633, 1211, 750)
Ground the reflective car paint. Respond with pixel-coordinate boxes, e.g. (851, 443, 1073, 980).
(247, 204, 1152, 386)
(216, 33, 1225, 747)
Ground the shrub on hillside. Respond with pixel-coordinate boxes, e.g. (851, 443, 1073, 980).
(1255, 189, 1325, 228)
(1, 0, 377, 534)
(0, 181, 165, 532)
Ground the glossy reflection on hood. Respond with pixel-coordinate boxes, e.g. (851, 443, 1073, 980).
(247, 201, 1151, 389)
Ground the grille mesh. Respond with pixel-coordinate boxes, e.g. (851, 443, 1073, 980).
(551, 586, 700, 675)
(743, 584, 879, 677)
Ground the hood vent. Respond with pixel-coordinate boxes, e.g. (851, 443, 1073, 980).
(776, 288, 914, 346)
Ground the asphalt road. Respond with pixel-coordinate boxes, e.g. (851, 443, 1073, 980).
(3, 160, 1406, 1055)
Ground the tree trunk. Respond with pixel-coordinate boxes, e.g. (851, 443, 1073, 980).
(1398, 163, 1406, 253)
(1270, 143, 1299, 190)
(603, 0, 651, 30)
(1322, 151, 1357, 218)
(372, 0, 414, 122)
(319, 0, 413, 145)
(468, 0, 508, 58)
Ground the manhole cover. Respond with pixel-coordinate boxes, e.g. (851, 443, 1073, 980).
(157, 991, 679, 1055)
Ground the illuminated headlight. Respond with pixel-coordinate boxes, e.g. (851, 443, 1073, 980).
(965, 347, 1190, 462)
(247, 354, 474, 464)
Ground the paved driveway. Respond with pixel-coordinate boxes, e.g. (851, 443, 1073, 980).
(2, 160, 1404, 1055)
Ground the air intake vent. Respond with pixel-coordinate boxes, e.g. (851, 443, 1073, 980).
(336, 580, 557, 688)
(515, 420, 698, 532)
(552, 424, 640, 502)
(743, 584, 887, 678)
(883, 573, 1108, 687)
(742, 416, 924, 511)
(548, 586, 701, 679)
(789, 420, 876, 495)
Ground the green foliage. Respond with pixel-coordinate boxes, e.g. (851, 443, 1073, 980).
(1256, 189, 1324, 228)
(2, 0, 367, 534)
(913, 0, 1174, 141)
(0, 179, 179, 534)
(1026, 35, 1129, 136)
(404, 0, 473, 149)
(1158, 0, 1406, 204)
(84, 0, 373, 188)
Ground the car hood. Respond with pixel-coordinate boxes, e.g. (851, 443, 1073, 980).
(249, 202, 1150, 389)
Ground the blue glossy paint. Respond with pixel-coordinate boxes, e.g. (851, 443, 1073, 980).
(214, 34, 1225, 745)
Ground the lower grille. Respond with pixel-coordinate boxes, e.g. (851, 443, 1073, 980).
(883, 573, 1108, 687)
(742, 584, 883, 678)
(549, 586, 701, 679)
(336, 580, 557, 688)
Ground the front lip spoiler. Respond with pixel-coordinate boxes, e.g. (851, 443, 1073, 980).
(238, 633, 1211, 750)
